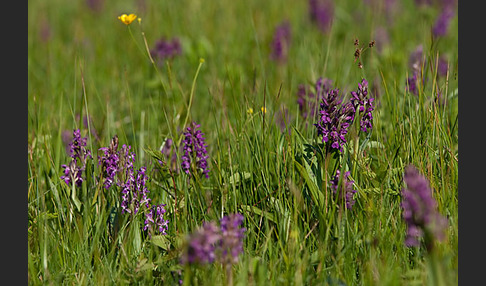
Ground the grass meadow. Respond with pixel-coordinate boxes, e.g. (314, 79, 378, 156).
(28, 0, 458, 284)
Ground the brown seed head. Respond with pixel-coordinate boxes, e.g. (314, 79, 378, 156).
(354, 48, 361, 61)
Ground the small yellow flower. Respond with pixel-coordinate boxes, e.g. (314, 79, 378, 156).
(247, 108, 254, 115)
(118, 13, 137, 25)
(137, 18, 142, 24)
(261, 107, 267, 114)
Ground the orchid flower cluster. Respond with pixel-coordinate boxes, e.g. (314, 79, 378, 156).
(97, 135, 169, 236)
(61, 129, 92, 187)
(270, 20, 292, 63)
(350, 79, 374, 133)
(313, 78, 374, 153)
(406, 45, 450, 98)
(308, 0, 334, 33)
(330, 169, 357, 210)
(181, 122, 210, 178)
(150, 37, 182, 64)
(401, 165, 448, 251)
(297, 78, 333, 120)
(180, 213, 246, 266)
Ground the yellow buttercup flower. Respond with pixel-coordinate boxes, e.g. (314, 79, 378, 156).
(118, 13, 137, 25)
(247, 108, 254, 115)
(261, 107, 267, 114)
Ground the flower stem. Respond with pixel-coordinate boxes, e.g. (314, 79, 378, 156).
(178, 59, 205, 146)
(429, 249, 447, 286)
(127, 26, 146, 61)
(140, 30, 169, 96)
(323, 150, 331, 215)
(128, 25, 169, 96)
(225, 264, 233, 286)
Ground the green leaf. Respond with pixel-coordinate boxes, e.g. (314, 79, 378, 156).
(143, 147, 165, 162)
(294, 160, 324, 208)
(367, 141, 385, 149)
(241, 205, 276, 224)
(151, 235, 171, 251)
(145, 78, 163, 89)
(359, 187, 381, 194)
(107, 206, 120, 239)
(48, 177, 65, 222)
(135, 258, 155, 273)
(227, 171, 252, 186)
(71, 184, 82, 212)
(133, 220, 142, 254)
(38, 211, 58, 220)
(292, 127, 310, 145)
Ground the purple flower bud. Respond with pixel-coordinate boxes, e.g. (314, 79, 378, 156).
(60, 161, 84, 187)
(432, 7, 454, 38)
(309, 0, 334, 33)
(151, 37, 182, 64)
(436, 56, 449, 77)
(330, 170, 357, 210)
(60, 129, 92, 187)
(270, 20, 292, 63)
(181, 122, 210, 178)
(69, 129, 92, 162)
(406, 72, 419, 96)
(98, 135, 120, 189)
(314, 83, 355, 152)
(401, 165, 448, 250)
(121, 165, 150, 215)
(180, 213, 246, 266)
(118, 144, 137, 214)
(134, 166, 151, 214)
(219, 213, 246, 265)
(181, 222, 221, 265)
(144, 203, 169, 237)
(350, 78, 374, 133)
